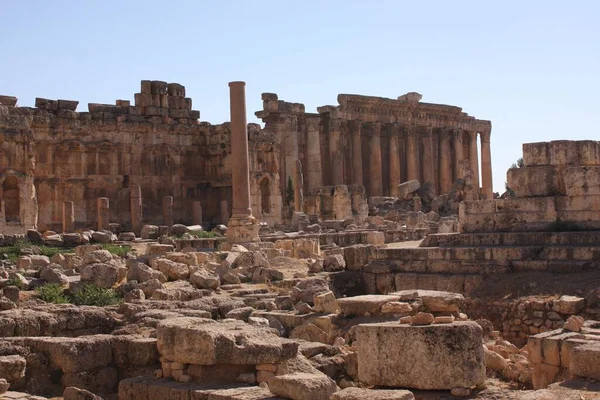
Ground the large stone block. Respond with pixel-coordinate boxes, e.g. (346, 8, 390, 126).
(523, 142, 550, 167)
(156, 317, 298, 365)
(506, 166, 561, 197)
(577, 140, 600, 165)
(357, 321, 485, 390)
(563, 166, 600, 196)
(549, 140, 579, 166)
(570, 342, 600, 381)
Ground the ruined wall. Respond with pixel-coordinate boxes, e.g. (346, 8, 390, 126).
(0, 82, 282, 232)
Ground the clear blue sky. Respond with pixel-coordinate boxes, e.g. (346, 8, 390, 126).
(2, 1, 599, 193)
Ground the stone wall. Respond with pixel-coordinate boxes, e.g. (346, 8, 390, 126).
(0, 81, 282, 232)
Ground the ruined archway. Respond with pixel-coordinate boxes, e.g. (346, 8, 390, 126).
(260, 177, 271, 214)
(3, 176, 20, 223)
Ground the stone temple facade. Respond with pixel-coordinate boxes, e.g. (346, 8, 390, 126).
(0, 82, 492, 233)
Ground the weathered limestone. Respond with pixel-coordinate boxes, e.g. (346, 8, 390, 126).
(421, 126, 435, 185)
(162, 196, 173, 227)
(406, 127, 419, 182)
(226, 81, 259, 243)
(330, 119, 344, 186)
(306, 117, 323, 190)
(468, 131, 480, 190)
(388, 125, 401, 197)
(350, 120, 363, 186)
(130, 184, 143, 235)
(62, 201, 75, 233)
(480, 130, 493, 199)
(439, 130, 453, 193)
(357, 321, 485, 390)
(192, 200, 202, 226)
(97, 197, 109, 231)
(369, 122, 383, 197)
(156, 318, 298, 365)
(453, 129, 464, 181)
(220, 200, 229, 224)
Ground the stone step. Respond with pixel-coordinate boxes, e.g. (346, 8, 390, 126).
(119, 377, 285, 399)
(422, 231, 600, 248)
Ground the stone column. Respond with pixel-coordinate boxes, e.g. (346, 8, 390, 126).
(329, 118, 344, 185)
(130, 184, 143, 235)
(369, 122, 383, 197)
(227, 81, 259, 243)
(192, 201, 202, 226)
(453, 129, 465, 181)
(220, 199, 229, 224)
(162, 196, 173, 226)
(388, 124, 401, 197)
(439, 129, 452, 193)
(350, 120, 363, 186)
(468, 131, 480, 191)
(480, 130, 494, 199)
(97, 197, 109, 231)
(294, 159, 304, 212)
(406, 126, 419, 181)
(306, 117, 322, 190)
(422, 126, 435, 186)
(62, 201, 74, 233)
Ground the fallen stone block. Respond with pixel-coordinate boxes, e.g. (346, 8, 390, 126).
(570, 342, 600, 381)
(268, 372, 338, 400)
(357, 321, 485, 390)
(157, 317, 298, 365)
(330, 387, 415, 400)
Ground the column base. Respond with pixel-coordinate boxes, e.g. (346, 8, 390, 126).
(291, 211, 309, 231)
(226, 214, 260, 244)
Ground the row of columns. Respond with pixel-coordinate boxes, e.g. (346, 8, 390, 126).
(327, 120, 493, 199)
(60, 195, 203, 233)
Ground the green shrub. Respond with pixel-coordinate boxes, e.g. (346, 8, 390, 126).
(101, 243, 131, 258)
(189, 230, 217, 239)
(5, 276, 26, 290)
(36, 283, 69, 304)
(0, 239, 68, 263)
(72, 284, 122, 307)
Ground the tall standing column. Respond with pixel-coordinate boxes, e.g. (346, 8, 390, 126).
(97, 197, 109, 231)
(162, 196, 173, 226)
(480, 130, 494, 199)
(388, 124, 401, 197)
(329, 119, 344, 185)
(406, 126, 419, 181)
(468, 131, 480, 191)
(422, 126, 435, 186)
(453, 129, 465, 181)
(350, 120, 363, 186)
(227, 81, 259, 243)
(439, 130, 452, 193)
(306, 118, 323, 190)
(229, 81, 252, 216)
(62, 201, 74, 233)
(192, 201, 202, 226)
(369, 122, 383, 197)
(130, 184, 143, 235)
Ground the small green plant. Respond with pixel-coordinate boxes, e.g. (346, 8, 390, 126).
(286, 176, 294, 206)
(189, 230, 217, 238)
(72, 284, 122, 307)
(5, 276, 26, 290)
(0, 239, 69, 263)
(36, 283, 69, 304)
(100, 243, 131, 258)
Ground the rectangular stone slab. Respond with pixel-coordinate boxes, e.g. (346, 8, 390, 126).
(157, 317, 298, 365)
(357, 321, 485, 390)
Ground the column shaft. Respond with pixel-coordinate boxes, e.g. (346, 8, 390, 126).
(422, 127, 435, 185)
(481, 131, 494, 199)
(130, 184, 143, 234)
(329, 119, 344, 185)
(439, 130, 452, 193)
(162, 196, 173, 226)
(468, 131, 480, 190)
(62, 201, 74, 233)
(192, 201, 202, 226)
(97, 197, 109, 231)
(306, 118, 323, 190)
(228, 81, 252, 216)
(369, 122, 383, 196)
(406, 126, 418, 181)
(389, 125, 401, 197)
(351, 121, 363, 186)
(453, 129, 464, 181)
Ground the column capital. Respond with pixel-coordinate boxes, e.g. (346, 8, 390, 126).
(330, 118, 344, 132)
(480, 131, 491, 143)
(467, 130, 478, 140)
(451, 128, 464, 141)
(370, 121, 381, 136)
(306, 117, 320, 131)
(405, 124, 418, 137)
(349, 120, 363, 136)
